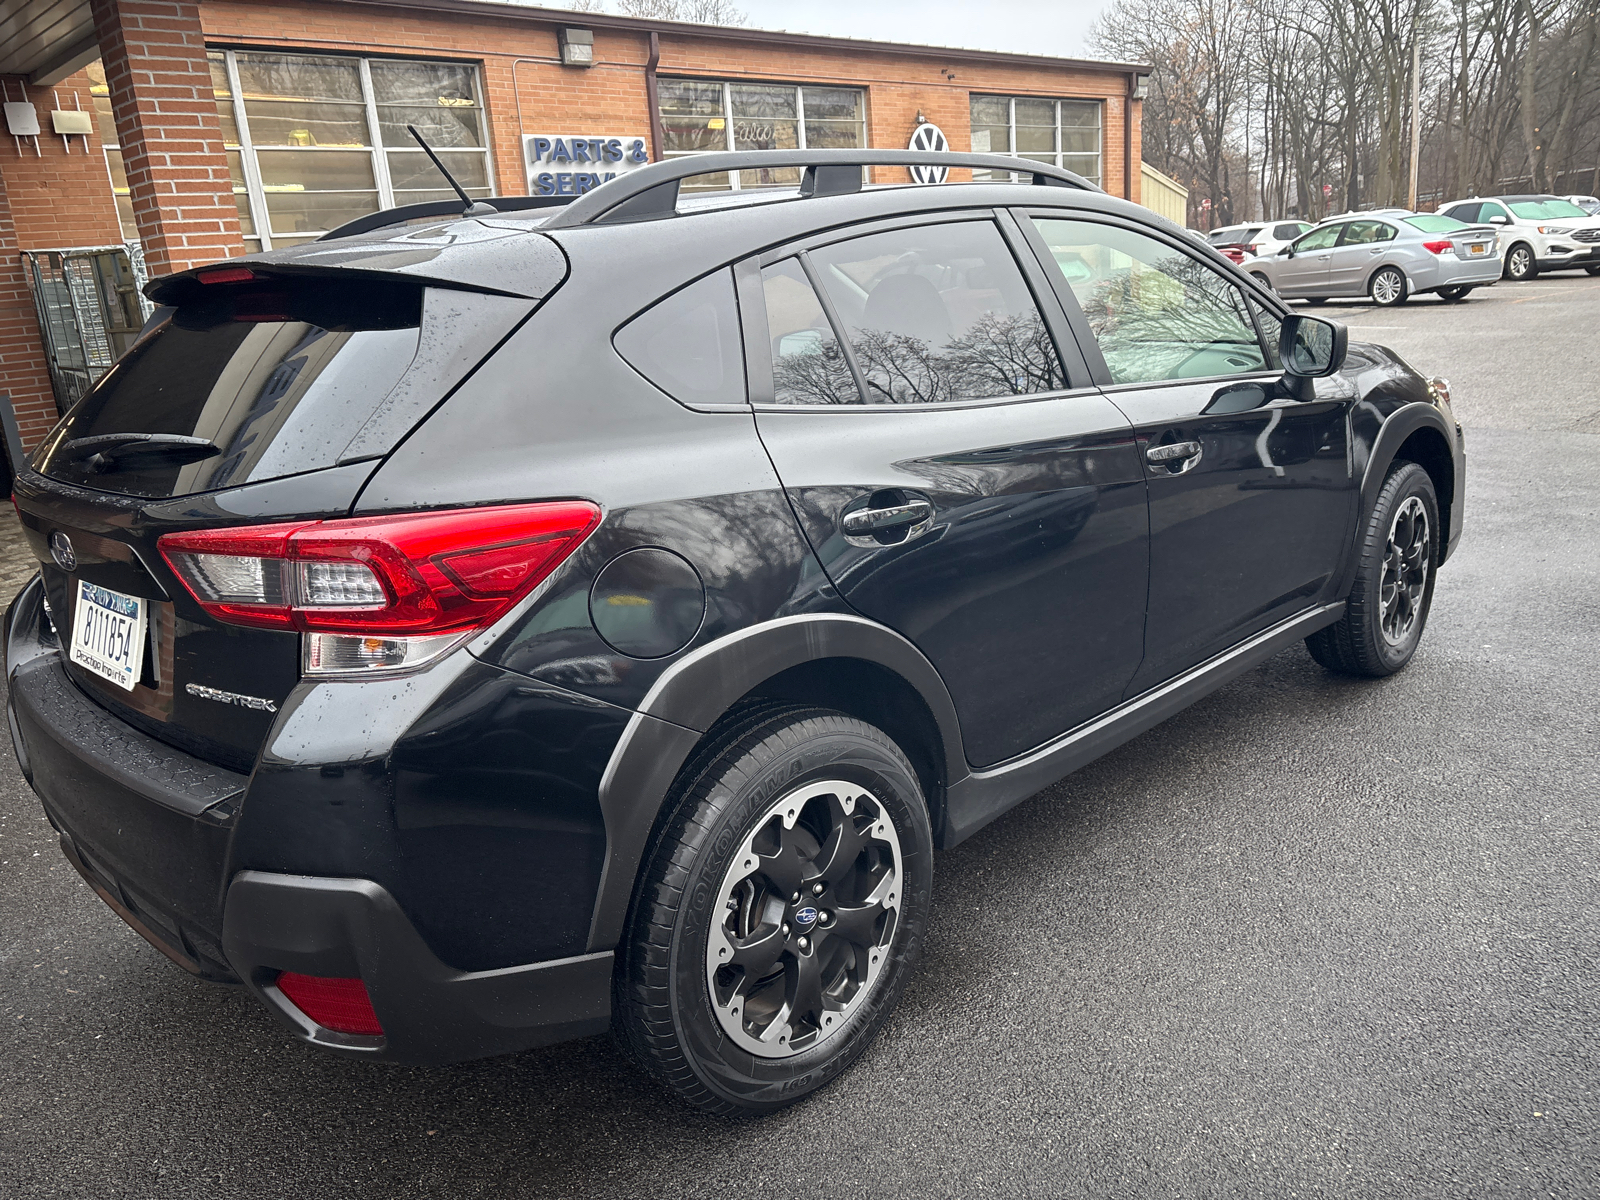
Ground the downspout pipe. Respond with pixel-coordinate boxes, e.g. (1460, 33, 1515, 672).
(646, 31, 664, 163)
(1124, 71, 1136, 202)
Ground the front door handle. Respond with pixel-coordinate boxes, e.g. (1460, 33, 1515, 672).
(842, 499, 934, 537)
(1146, 440, 1202, 464)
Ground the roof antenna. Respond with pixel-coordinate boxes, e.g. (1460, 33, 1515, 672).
(407, 124, 495, 216)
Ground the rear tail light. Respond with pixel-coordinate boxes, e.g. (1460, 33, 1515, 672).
(1422, 239, 1454, 255)
(1246, 243, 1262, 256)
(275, 973, 384, 1036)
(159, 501, 601, 676)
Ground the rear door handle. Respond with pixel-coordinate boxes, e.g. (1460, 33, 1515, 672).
(1147, 440, 1201, 464)
(842, 499, 934, 537)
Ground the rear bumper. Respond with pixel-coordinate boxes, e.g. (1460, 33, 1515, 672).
(224, 871, 612, 1065)
(1432, 257, 1502, 287)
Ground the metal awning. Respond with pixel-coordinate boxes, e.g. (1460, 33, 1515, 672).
(0, 1, 98, 87)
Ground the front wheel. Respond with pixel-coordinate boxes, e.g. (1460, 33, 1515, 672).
(1306, 460, 1439, 677)
(1504, 243, 1537, 280)
(1369, 266, 1409, 306)
(1250, 271, 1274, 293)
(1437, 286, 1472, 302)
(614, 705, 934, 1115)
(1586, 264, 1600, 276)
(1305, 296, 1330, 306)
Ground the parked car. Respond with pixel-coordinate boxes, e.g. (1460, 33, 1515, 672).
(1250, 212, 1501, 305)
(1562, 194, 1600, 217)
(1206, 221, 1310, 265)
(6, 147, 1466, 1115)
(1438, 194, 1600, 279)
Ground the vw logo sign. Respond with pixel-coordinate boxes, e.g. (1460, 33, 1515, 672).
(908, 121, 949, 184)
(49, 531, 75, 571)
(793, 906, 819, 928)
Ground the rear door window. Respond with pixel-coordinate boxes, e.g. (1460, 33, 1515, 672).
(801, 220, 1067, 404)
(37, 277, 423, 498)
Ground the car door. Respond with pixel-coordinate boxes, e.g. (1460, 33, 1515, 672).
(1272, 222, 1341, 295)
(1325, 219, 1399, 294)
(1019, 212, 1359, 693)
(744, 213, 1151, 767)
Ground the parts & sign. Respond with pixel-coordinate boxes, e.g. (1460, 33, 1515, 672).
(524, 134, 650, 196)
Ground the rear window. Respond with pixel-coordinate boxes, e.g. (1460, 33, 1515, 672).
(37, 278, 422, 498)
(1405, 214, 1471, 233)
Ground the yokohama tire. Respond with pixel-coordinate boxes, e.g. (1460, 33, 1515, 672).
(614, 705, 934, 1115)
(1306, 460, 1440, 677)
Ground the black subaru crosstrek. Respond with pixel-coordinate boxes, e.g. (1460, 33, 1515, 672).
(6, 149, 1464, 1114)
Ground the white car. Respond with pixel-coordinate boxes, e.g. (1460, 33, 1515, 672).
(1205, 219, 1313, 261)
(1438, 195, 1600, 280)
(1564, 194, 1600, 216)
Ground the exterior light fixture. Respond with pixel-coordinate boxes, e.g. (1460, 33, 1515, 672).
(1132, 74, 1151, 100)
(559, 28, 595, 68)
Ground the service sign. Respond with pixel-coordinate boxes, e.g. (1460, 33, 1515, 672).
(524, 134, 650, 197)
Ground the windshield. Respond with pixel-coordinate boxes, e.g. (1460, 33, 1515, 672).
(1405, 214, 1471, 233)
(1507, 198, 1588, 220)
(36, 277, 423, 498)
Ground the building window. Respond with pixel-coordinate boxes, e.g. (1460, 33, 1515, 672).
(658, 79, 865, 192)
(208, 49, 493, 252)
(969, 95, 1101, 186)
(85, 61, 139, 242)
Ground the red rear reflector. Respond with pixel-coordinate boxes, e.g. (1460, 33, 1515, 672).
(276, 973, 384, 1036)
(158, 501, 602, 635)
(196, 267, 256, 285)
(1422, 240, 1453, 254)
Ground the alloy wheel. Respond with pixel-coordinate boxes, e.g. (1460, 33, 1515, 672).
(706, 779, 903, 1059)
(1379, 495, 1430, 646)
(1371, 268, 1405, 305)
(1507, 245, 1533, 280)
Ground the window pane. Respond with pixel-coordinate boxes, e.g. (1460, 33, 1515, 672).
(761, 258, 861, 406)
(659, 80, 725, 115)
(385, 149, 489, 193)
(377, 103, 482, 150)
(256, 148, 375, 191)
(730, 84, 796, 120)
(808, 221, 1066, 404)
(231, 192, 257, 237)
(1015, 98, 1055, 128)
(369, 60, 477, 106)
(235, 52, 362, 103)
(86, 60, 118, 145)
(803, 119, 864, 150)
(1060, 101, 1100, 128)
(614, 270, 747, 408)
(970, 95, 1009, 126)
(1061, 128, 1098, 155)
(1296, 224, 1341, 251)
(803, 88, 861, 122)
(115, 193, 138, 241)
(970, 96, 1011, 179)
(1031, 218, 1266, 385)
(1247, 296, 1282, 370)
(264, 190, 380, 236)
(242, 99, 368, 147)
(224, 148, 247, 190)
(1063, 154, 1100, 181)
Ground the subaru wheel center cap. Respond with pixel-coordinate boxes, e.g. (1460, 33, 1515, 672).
(793, 905, 818, 930)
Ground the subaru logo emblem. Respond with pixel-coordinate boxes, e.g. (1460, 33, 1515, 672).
(49, 532, 75, 571)
(793, 906, 818, 928)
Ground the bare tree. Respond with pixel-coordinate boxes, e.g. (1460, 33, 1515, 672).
(614, 0, 747, 22)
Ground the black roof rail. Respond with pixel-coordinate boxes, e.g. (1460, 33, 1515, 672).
(541, 149, 1100, 230)
(319, 194, 574, 242)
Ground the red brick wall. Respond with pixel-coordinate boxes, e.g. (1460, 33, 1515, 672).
(90, 0, 244, 276)
(200, 0, 1138, 197)
(0, 70, 129, 459)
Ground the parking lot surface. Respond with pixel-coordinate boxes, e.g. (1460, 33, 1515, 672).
(2, 277, 1597, 1199)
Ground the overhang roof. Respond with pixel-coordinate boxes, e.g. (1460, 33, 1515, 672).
(0, 0, 98, 87)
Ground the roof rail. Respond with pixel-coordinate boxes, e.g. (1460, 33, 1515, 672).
(540, 149, 1099, 230)
(320, 194, 574, 242)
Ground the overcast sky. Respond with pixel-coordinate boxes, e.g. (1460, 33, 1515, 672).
(524, 1, 1122, 59)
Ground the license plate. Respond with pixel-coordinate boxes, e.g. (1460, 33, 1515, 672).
(1470, 243, 1487, 254)
(70, 580, 147, 691)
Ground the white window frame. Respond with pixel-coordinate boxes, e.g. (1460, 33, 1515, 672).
(212, 47, 495, 251)
(658, 79, 867, 191)
(971, 95, 1103, 186)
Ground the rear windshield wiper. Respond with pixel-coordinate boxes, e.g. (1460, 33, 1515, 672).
(57, 433, 222, 471)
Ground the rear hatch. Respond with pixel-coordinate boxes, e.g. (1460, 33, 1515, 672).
(16, 228, 560, 771)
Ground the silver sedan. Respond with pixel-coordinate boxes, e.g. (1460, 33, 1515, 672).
(1248, 213, 1501, 306)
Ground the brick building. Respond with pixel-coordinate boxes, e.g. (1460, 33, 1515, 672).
(0, 0, 1146, 476)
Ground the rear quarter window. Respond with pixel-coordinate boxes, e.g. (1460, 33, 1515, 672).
(613, 269, 747, 408)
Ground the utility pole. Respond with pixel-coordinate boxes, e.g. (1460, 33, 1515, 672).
(1408, 32, 1422, 210)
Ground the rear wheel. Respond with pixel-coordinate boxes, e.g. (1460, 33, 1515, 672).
(1306, 460, 1439, 677)
(615, 705, 933, 1115)
(1305, 296, 1330, 306)
(1437, 285, 1472, 302)
(1586, 265, 1600, 276)
(1505, 243, 1537, 280)
(1250, 271, 1274, 293)
(1369, 266, 1409, 306)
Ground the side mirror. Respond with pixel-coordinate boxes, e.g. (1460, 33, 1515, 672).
(1279, 313, 1348, 382)
(1279, 246, 1293, 257)
(1488, 214, 1509, 224)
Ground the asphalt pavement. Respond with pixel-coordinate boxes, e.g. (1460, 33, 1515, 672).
(2, 275, 1597, 1199)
